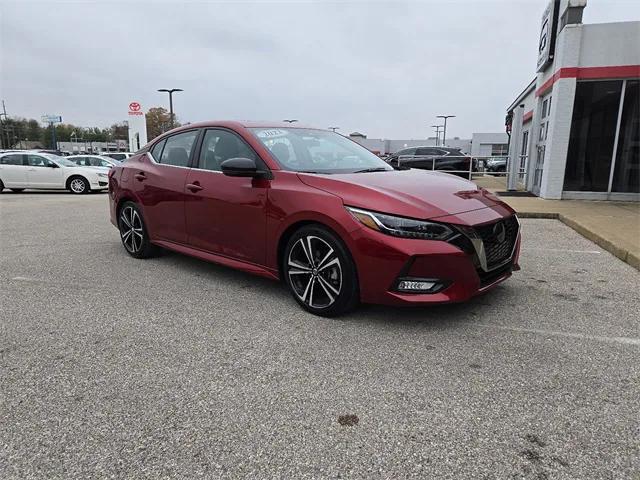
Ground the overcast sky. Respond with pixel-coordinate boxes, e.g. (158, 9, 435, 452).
(2, 0, 639, 139)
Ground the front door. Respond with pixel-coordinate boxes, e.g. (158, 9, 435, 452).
(27, 154, 64, 188)
(184, 128, 269, 265)
(0, 153, 28, 187)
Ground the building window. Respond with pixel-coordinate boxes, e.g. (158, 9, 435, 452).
(612, 80, 639, 193)
(491, 144, 508, 156)
(563, 81, 623, 191)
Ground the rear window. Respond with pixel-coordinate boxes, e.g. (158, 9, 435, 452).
(0, 154, 25, 165)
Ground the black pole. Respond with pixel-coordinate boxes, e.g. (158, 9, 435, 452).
(169, 92, 174, 128)
(50, 123, 56, 149)
(442, 118, 447, 147)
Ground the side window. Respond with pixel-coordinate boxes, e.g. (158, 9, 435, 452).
(159, 131, 198, 167)
(28, 155, 48, 167)
(198, 129, 258, 172)
(415, 148, 431, 156)
(160, 131, 198, 167)
(1, 154, 25, 165)
(150, 140, 166, 162)
(402, 148, 417, 156)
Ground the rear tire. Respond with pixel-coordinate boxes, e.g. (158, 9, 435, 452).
(117, 201, 160, 259)
(67, 176, 90, 194)
(283, 225, 359, 317)
(0, 179, 4, 192)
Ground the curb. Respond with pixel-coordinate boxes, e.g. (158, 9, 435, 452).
(515, 211, 639, 272)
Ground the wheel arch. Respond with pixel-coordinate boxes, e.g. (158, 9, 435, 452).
(276, 218, 358, 284)
(65, 174, 88, 190)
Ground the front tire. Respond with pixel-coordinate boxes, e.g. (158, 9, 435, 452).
(68, 176, 90, 194)
(0, 179, 4, 192)
(117, 201, 159, 259)
(283, 225, 359, 317)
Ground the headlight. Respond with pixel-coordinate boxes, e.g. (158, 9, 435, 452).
(97, 172, 108, 178)
(346, 206, 454, 240)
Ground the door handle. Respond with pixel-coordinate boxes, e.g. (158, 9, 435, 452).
(134, 172, 146, 181)
(186, 182, 203, 192)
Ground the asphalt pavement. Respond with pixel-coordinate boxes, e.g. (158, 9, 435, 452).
(1, 192, 639, 479)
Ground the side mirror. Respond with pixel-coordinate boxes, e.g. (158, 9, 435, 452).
(221, 157, 266, 178)
(48, 163, 59, 168)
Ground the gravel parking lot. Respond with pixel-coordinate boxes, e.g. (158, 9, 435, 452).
(1, 192, 639, 479)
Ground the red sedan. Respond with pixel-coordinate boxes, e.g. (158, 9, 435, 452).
(108, 121, 521, 316)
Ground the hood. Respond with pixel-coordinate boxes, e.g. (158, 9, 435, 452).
(64, 165, 104, 176)
(297, 169, 503, 220)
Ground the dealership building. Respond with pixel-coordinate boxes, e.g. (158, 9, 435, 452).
(507, 0, 639, 200)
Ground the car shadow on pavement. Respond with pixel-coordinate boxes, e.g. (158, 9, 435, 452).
(158, 247, 495, 329)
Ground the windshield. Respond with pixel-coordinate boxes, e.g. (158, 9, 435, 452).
(250, 128, 392, 174)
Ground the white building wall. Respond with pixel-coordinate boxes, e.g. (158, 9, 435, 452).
(470, 133, 509, 157)
(538, 23, 582, 199)
(579, 22, 640, 67)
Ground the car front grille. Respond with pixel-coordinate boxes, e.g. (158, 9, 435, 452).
(478, 261, 513, 287)
(474, 215, 519, 270)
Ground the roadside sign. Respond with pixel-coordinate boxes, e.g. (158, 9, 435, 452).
(128, 102, 143, 116)
(41, 115, 62, 124)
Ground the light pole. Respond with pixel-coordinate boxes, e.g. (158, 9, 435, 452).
(283, 119, 298, 123)
(158, 88, 183, 129)
(328, 126, 339, 132)
(431, 125, 443, 146)
(436, 115, 455, 147)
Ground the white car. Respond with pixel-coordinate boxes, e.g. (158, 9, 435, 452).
(67, 155, 118, 169)
(0, 151, 109, 194)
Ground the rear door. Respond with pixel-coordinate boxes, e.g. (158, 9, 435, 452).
(131, 130, 199, 244)
(26, 154, 64, 188)
(0, 153, 28, 187)
(184, 128, 269, 265)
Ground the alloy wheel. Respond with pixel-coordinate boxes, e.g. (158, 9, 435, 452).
(70, 178, 86, 193)
(120, 206, 144, 253)
(287, 235, 342, 309)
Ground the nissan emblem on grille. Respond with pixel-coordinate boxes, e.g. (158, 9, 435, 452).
(492, 221, 506, 243)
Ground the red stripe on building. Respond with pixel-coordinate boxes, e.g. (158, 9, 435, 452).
(535, 65, 640, 97)
(522, 110, 533, 123)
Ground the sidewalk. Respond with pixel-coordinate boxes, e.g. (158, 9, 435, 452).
(491, 190, 640, 271)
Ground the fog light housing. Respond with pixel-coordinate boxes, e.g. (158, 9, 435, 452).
(396, 278, 441, 293)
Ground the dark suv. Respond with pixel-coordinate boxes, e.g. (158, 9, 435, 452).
(387, 146, 477, 178)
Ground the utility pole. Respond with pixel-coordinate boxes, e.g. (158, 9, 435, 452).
(436, 115, 455, 147)
(431, 125, 443, 146)
(0, 100, 8, 149)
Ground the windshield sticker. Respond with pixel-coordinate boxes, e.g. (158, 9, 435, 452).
(257, 129, 287, 139)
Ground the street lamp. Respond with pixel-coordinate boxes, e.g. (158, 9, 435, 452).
(328, 126, 339, 132)
(436, 115, 455, 147)
(283, 119, 298, 123)
(157, 88, 183, 129)
(431, 125, 443, 146)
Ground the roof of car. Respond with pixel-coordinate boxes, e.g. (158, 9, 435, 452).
(167, 120, 320, 132)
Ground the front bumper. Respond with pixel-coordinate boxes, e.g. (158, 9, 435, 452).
(91, 180, 109, 190)
(348, 213, 521, 306)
